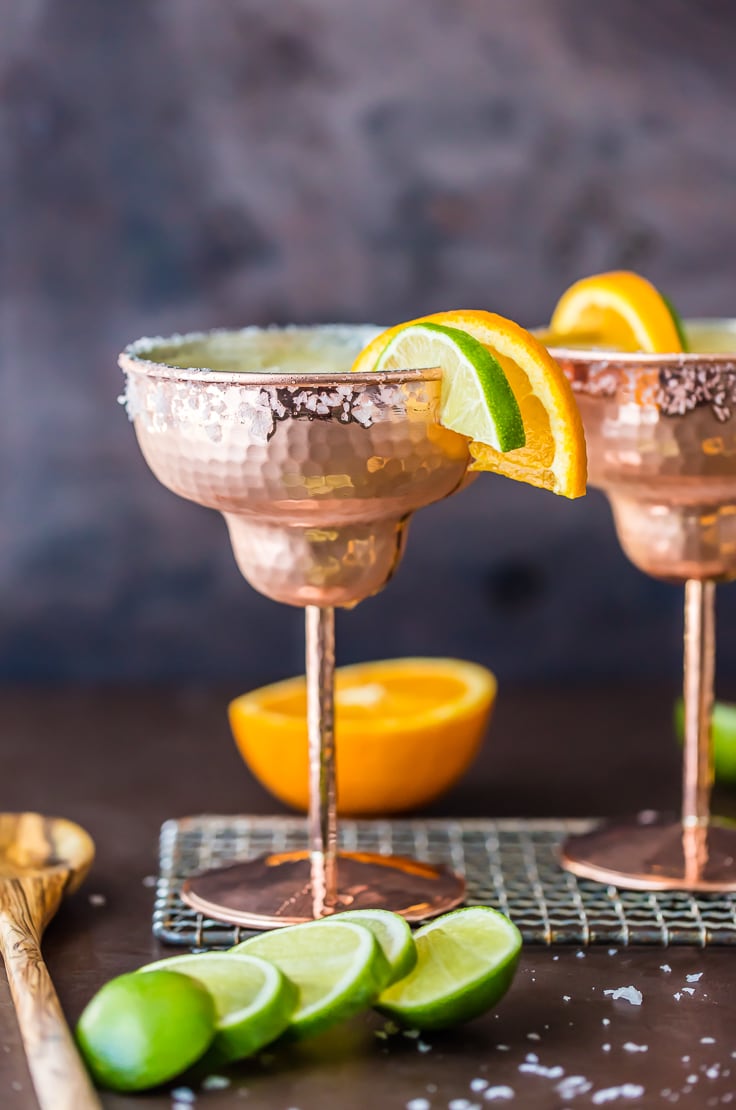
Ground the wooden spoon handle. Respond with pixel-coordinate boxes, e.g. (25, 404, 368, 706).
(0, 908, 101, 1110)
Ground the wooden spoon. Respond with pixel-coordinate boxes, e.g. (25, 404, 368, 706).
(0, 812, 101, 1109)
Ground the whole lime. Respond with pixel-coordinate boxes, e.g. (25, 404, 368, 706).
(76, 969, 216, 1091)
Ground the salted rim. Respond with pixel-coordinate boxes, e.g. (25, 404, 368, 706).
(118, 323, 443, 387)
(540, 317, 736, 368)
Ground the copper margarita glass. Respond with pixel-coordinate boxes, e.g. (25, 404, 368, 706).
(119, 325, 471, 928)
(549, 320, 736, 891)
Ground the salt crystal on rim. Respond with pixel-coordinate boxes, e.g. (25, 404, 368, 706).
(603, 986, 642, 1006)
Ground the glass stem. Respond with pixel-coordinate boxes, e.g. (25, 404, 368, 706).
(305, 605, 338, 917)
(682, 579, 715, 831)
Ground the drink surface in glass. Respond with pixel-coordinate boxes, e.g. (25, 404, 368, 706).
(546, 319, 736, 891)
(119, 325, 471, 927)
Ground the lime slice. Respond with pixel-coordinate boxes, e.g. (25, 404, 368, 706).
(324, 909, 417, 986)
(138, 952, 297, 1063)
(376, 906, 522, 1030)
(76, 970, 216, 1092)
(233, 919, 391, 1038)
(374, 322, 525, 452)
(661, 292, 689, 352)
(675, 698, 736, 783)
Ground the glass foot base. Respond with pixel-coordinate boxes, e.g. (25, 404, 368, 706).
(181, 850, 466, 929)
(560, 815, 736, 892)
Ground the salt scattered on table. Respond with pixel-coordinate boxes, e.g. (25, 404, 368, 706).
(602, 1018, 611, 1026)
(660, 964, 672, 973)
(519, 1062, 564, 1079)
(687, 1075, 698, 1084)
(417, 1040, 432, 1053)
(449, 1100, 474, 1110)
(603, 986, 642, 1006)
(682, 987, 694, 996)
(556, 1076, 592, 1098)
(701, 1036, 716, 1044)
(88, 893, 106, 907)
(525, 1053, 539, 1064)
(673, 992, 682, 1001)
(171, 1089, 196, 1105)
(201, 1076, 230, 1091)
(576, 951, 586, 958)
(563, 995, 571, 1002)
(623, 1043, 648, 1053)
(406, 1100, 430, 1110)
(526, 1033, 540, 1042)
(602, 1045, 611, 1052)
(686, 972, 703, 983)
(483, 1088, 514, 1102)
(591, 1084, 645, 1104)
(608, 948, 618, 956)
(496, 1044, 510, 1052)
(471, 1079, 489, 1092)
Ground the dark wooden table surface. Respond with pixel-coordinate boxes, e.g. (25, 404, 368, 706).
(2, 683, 735, 1109)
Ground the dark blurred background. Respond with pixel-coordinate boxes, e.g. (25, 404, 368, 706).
(2, 0, 736, 686)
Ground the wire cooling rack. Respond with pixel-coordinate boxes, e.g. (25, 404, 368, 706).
(153, 815, 736, 948)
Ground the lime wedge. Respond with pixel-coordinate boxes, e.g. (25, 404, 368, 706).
(374, 322, 525, 452)
(324, 909, 417, 986)
(138, 952, 297, 1063)
(675, 697, 736, 783)
(76, 970, 216, 1092)
(661, 293, 689, 352)
(233, 919, 391, 1038)
(376, 906, 522, 1030)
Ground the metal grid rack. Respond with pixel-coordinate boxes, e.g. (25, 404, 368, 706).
(154, 815, 736, 948)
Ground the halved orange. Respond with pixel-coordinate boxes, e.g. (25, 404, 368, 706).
(353, 310, 587, 499)
(229, 658, 496, 815)
(547, 270, 686, 353)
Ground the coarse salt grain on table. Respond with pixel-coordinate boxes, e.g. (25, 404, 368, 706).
(482, 1089, 514, 1103)
(591, 1085, 645, 1104)
(603, 986, 642, 1005)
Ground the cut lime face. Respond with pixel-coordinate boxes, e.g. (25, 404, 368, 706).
(233, 919, 391, 1039)
(138, 952, 297, 1064)
(324, 909, 417, 986)
(374, 322, 525, 452)
(376, 905, 522, 1031)
(76, 970, 216, 1092)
